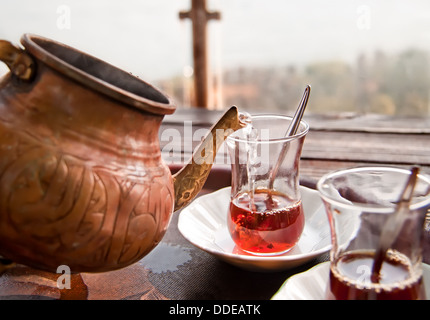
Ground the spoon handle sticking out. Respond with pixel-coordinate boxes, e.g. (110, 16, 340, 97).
(268, 85, 311, 191)
(371, 166, 420, 283)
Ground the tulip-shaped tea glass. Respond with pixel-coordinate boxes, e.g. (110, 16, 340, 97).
(226, 114, 309, 256)
(317, 166, 430, 300)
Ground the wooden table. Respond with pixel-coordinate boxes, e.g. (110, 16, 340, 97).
(1, 108, 429, 301)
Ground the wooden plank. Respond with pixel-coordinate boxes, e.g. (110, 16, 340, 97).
(163, 109, 430, 133)
(303, 130, 430, 165)
(300, 159, 430, 187)
(160, 124, 430, 165)
(160, 109, 430, 190)
(303, 113, 430, 134)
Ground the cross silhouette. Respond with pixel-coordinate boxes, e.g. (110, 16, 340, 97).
(180, 0, 221, 108)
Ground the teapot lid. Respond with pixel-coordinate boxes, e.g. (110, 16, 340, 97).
(20, 34, 176, 115)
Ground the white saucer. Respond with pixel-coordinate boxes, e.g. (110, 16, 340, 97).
(272, 261, 430, 300)
(178, 186, 331, 272)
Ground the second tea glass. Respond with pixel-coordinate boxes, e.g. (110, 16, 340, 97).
(225, 114, 309, 256)
(317, 166, 430, 300)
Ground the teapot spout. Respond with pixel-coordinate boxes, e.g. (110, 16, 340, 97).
(173, 106, 246, 211)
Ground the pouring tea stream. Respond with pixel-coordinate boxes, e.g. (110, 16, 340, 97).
(236, 86, 311, 212)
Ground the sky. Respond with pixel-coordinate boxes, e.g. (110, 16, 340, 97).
(1, 0, 430, 81)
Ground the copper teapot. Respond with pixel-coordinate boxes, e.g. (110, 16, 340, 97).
(0, 34, 244, 273)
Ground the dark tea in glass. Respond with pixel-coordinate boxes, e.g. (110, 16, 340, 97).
(228, 189, 305, 255)
(328, 250, 426, 300)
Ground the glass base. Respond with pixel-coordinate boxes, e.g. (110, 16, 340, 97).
(234, 246, 295, 257)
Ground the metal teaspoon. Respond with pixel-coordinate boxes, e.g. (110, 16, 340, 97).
(267, 85, 311, 191)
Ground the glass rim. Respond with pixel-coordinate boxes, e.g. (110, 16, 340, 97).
(227, 114, 309, 144)
(316, 166, 430, 213)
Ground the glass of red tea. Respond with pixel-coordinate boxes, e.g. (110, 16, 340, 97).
(225, 114, 309, 256)
(317, 167, 430, 300)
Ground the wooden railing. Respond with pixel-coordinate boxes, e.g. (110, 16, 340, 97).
(161, 109, 430, 189)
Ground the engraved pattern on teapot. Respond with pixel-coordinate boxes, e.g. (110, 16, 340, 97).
(0, 124, 174, 271)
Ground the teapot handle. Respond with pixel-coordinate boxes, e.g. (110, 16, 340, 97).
(0, 40, 35, 81)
